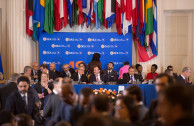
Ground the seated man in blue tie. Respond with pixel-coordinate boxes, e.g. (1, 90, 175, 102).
(5, 76, 37, 119)
(123, 67, 141, 83)
(71, 66, 88, 84)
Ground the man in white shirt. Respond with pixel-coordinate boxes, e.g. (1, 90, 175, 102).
(89, 65, 105, 83)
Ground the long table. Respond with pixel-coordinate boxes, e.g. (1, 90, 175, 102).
(73, 84, 157, 107)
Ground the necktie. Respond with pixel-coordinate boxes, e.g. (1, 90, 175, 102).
(108, 71, 111, 79)
(96, 75, 99, 82)
(78, 75, 81, 82)
(130, 76, 133, 82)
(23, 95, 27, 111)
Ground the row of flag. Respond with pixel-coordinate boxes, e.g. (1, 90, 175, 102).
(26, 0, 158, 62)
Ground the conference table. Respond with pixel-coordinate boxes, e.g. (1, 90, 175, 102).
(73, 84, 157, 107)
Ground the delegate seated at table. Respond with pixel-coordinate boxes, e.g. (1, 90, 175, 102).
(71, 66, 88, 84)
(89, 65, 106, 83)
(123, 67, 142, 83)
(103, 62, 118, 82)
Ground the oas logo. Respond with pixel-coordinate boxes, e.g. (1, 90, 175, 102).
(115, 45, 118, 47)
(102, 52, 104, 54)
(57, 38, 60, 41)
(65, 38, 69, 41)
(80, 52, 82, 54)
(58, 62, 61, 64)
(88, 38, 91, 42)
(126, 52, 128, 54)
(67, 45, 70, 47)
(101, 45, 105, 48)
(126, 38, 129, 41)
(43, 37, 46, 41)
(65, 51, 69, 55)
(110, 38, 114, 42)
(43, 51, 47, 54)
(43, 61, 46, 64)
(102, 39, 104, 41)
(57, 51, 60, 54)
(88, 51, 91, 55)
(91, 45, 94, 48)
(80, 38, 82, 41)
(110, 51, 114, 55)
(51, 44, 55, 48)
(77, 44, 81, 48)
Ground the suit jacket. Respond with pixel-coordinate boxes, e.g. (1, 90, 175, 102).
(137, 103, 148, 121)
(60, 68, 75, 78)
(5, 90, 36, 118)
(176, 75, 192, 85)
(103, 69, 118, 82)
(71, 72, 88, 83)
(70, 104, 85, 126)
(43, 94, 62, 120)
(0, 82, 17, 110)
(31, 70, 41, 82)
(55, 102, 72, 122)
(49, 70, 59, 80)
(123, 73, 141, 83)
(89, 73, 106, 83)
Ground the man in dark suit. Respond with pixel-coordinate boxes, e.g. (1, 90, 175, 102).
(89, 65, 106, 83)
(103, 62, 118, 83)
(167, 65, 178, 79)
(123, 67, 141, 83)
(40, 64, 57, 82)
(50, 63, 60, 79)
(5, 76, 37, 118)
(176, 67, 192, 85)
(60, 64, 75, 78)
(31, 62, 41, 82)
(71, 66, 88, 84)
(70, 87, 93, 126)
(0, 73, 20, 110)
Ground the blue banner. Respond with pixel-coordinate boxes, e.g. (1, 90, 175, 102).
(39, 32, 132, 72)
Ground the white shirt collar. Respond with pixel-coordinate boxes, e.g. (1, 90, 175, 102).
(137, 101, 143, 106)
(53, 89, 58, 94)
(181, 74, 185, 80)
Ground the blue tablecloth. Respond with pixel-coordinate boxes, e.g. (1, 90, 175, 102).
(73, 84, 157, 107)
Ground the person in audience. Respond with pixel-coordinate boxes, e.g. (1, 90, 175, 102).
(103, 62, 118, 83)
(14, 113, 33, 126)
(176, 67, 192, 85)
(34, 72, 53, 109)
(123, 67, 141, 83)
(143, 73, 174, 121)
(55, 83, 76, 122)
(157, 85, 194, 126)
(71, 66, 88, 84)
(89, 65, 105, 83)
(31, 62, 41, 82)
(91, 95, 129, 126)
(0, 73, 20, 110)
(77, 114, 110, 126)
(50, 63, 60, 78)
(119, 61, 130, 79)
(43, 78, 65, 125)
(5, 76, 37, 118)
(70, 87, 93, 126)
(167, 65, 178, 79)
(124, 85, 147, 121)
(60, 64, 75, 78)
(165, 69, 173, 77)
(86, 53, 102, 75)
(146, 64, 158, 80)
(115, 96, 138, 124)
(0, 110, 15, 126)
(135, 64, 146, 81)
(40, 64, 57, 82)
(23, 66, 33, 80)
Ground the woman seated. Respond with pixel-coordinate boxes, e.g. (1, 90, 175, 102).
(34, 72, 53, 109)
(146, 64, 158, 80)
(135, 64, 146, 82)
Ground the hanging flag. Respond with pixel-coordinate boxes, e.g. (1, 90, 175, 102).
(103, 0, 108, 29)
(66, 0, 73, 27)
(98, 0, 103, 24)
(139, 0, 146, 47)
(82, 0, 91, 27)
(94, 0, 101, 29)
(33, 0, 45, 40)
(63, 0, 68, 27)
(105, 0, 116, 28)
(0, 54, 4, 83)
(44, 0, 54, 34)
(152, 0, 158, 56)
(132, 0, 137, 39)
(54, 0, 63, 31)
(77, 0, 84, 25)
(26, 0, 33, 37)
(90, 0, 95, 23)
(116, 0, 122, 35)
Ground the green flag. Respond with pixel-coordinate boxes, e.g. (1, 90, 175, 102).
(98, 0, 103, 24)
(73, 0, 78, 25)
(44, 0, 54, 34)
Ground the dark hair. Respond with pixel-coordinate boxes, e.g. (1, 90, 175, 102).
(80, 87, 93, 97)
(117, 96, 138, 121)
(92, 53, 101, 62)
(40, 64, 48, 69)
(135, 64, 142, 70)
(17, 76, 30, 85)
(124, 61, 130, 65)
(165, 69, 172, 75)
(125, 85, 143, 102)
(93, 65, 101, 71)
(129, 67, 135, 70)
(160, 85, 194, 113)
(15, 114, 33, 126)
(79, 62, 86, 68)
(53, 78, 65, 85)
(92, 95, 109, 112)
(108, 62, 114, 67)
(167, 65, 173, 69)
(63, 77, 73, 85)
(152, 64, 158, 70)
(0, 110, 14, 125)
(154, 73, 174, 86)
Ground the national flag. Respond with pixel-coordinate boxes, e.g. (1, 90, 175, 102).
(54, 0, 63, 31)
(98, 0, 103, 24)
(72, 0, 78, 25)
(67, 0, 73, 27)
(132, 0, 137, 39)
(139, 0, 146, 47)
(26, 0, 33, 37)
(116, 0, 122, 35)
(105, 0, 116, 28)
(77, 0, 84, 25)
(63, 0, 68, 27)
(0, 54, 4, 82)
(33, 0, 45, 40)
(82, 0, 91, 27)
(90, 0, 95, 23)
(94, 0, 101, 29)
(44, 0, 54, 34)
(152, 0, 158, 56)
(103, 0, 108, 29)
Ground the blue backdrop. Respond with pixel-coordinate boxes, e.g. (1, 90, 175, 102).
(39, 32, 132, 72)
